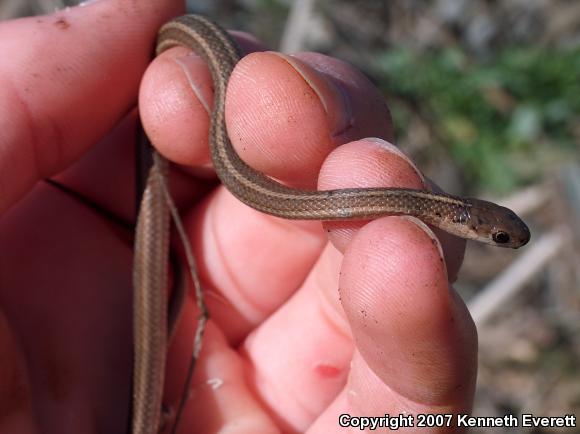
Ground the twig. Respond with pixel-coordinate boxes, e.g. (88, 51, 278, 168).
(495, 184, 551, 216)
(279, 0, 316, 52)
(157, 172, 206, 434)
(469, 227, 568, 325)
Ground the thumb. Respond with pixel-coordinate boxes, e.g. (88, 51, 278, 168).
(0, 0, 182, 214)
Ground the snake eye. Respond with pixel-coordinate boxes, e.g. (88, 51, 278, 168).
(492, 231, 510, 244)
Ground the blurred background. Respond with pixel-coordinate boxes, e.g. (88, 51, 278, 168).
(2, 0, 578, 431)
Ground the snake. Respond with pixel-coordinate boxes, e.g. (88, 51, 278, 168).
(132, 14, 531, 434)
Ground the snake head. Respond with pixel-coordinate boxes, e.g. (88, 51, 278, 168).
(464, 198, 531, 248)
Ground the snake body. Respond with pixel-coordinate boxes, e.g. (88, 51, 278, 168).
(156, 15, 530, 246)
(132, 14, 531, 434)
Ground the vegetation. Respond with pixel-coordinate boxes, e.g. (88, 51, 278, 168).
(378, 47, 580, 192)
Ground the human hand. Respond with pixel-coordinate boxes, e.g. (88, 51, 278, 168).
(0, 1, 477, 433)
(0, 1, 182, 433)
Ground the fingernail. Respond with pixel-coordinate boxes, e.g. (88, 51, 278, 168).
(78, 0, 101, 6)
(174, 53, 212, 116)
(270, 52, 352, 137)
(364, 138, 427, 187)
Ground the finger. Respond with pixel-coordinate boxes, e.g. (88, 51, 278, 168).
(341, 218, 477, 406)
(164, 321, 279, 433)
(141, 49, 393, 184)
(140, 31, 266, 169)
(318, 138, 466, 280)
(0, 0, 182, 214)
(0, 183, 135, 431)
(0, 308, 35, 433)
(141, 49, 396, 343)
(304, 220, 477, 432)
(227, 54, 464, 273)
(309, 351, 473, 434)
(51, 112, 140, 224)
(239, 244, 351, 432)
(237, 139, 470, 430)
(179, 190, 327, 344)
(227, 52, 394, 188)
(52, 111, 201, 227)
(307, 221, 476, 433)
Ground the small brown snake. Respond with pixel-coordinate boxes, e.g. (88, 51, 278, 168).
(132, 14, 531, 434)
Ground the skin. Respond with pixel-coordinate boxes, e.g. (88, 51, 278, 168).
(0, 0, 477, 433)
